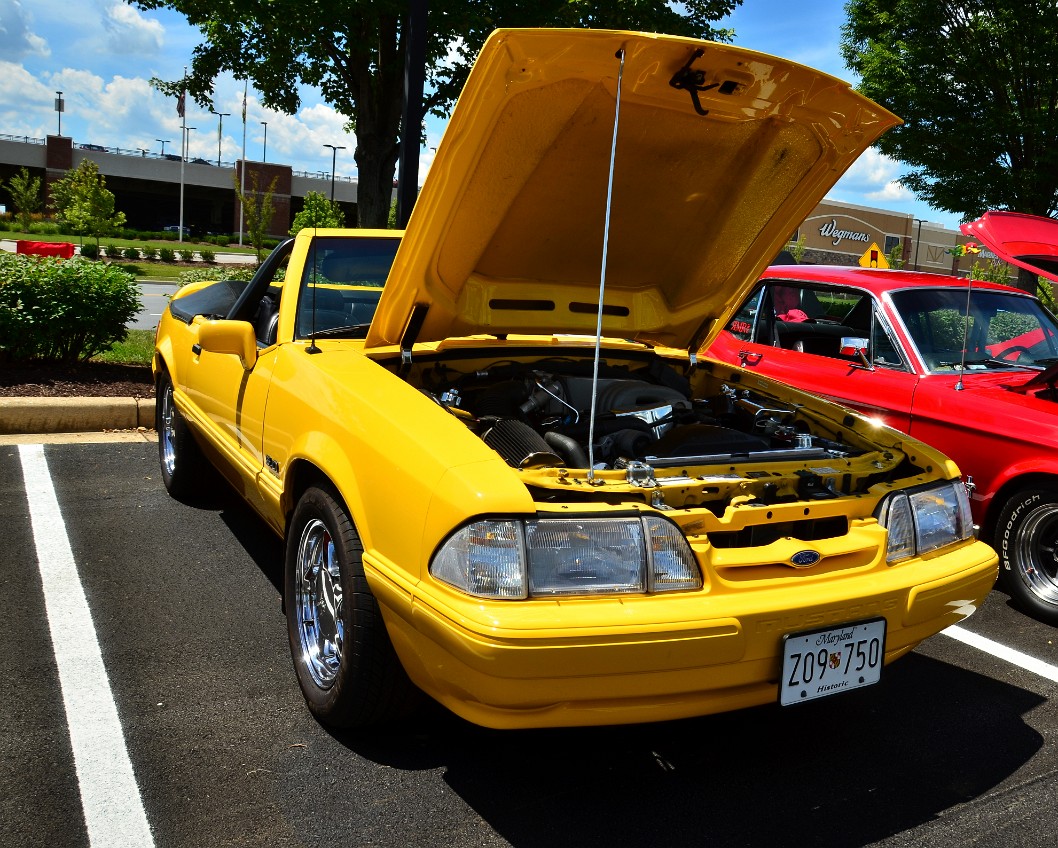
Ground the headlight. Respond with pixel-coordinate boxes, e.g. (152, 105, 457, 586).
(431, 516, 702, 599)
(874, 481, 973, 563)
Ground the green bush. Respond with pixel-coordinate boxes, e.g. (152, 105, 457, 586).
(0, 254, 139, 363)
(79, 243, 99, 259)
(178, 265, 260, 287)
(141, 246, 158, 261)
(28, 221, 62, 235)
(123, 246, 141, 261)
(103, 243, 122, 259)
(178, 249, 196, 262)
(199, 248, 216, 263)
(158, 247, 176, 262)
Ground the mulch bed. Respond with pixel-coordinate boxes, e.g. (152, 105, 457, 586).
(0, 361, 155, 398)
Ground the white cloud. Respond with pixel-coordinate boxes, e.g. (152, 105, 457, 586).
(102, 2, 163, 55)
(0, 0, 49, 60)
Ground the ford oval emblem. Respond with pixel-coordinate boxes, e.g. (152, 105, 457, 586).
(790, 550, 821, 568)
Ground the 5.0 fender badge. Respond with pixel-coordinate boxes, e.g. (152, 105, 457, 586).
(790, 550, 821, 568)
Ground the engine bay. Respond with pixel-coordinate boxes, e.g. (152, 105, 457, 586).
(414, 355, 881, 489)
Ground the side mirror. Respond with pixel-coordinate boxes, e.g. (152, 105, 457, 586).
(198, 320, 258, 369)
(840, 336, 872, 368)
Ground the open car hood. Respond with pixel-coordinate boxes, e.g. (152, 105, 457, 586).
(367, 28, 899, 352)
(963, 211, 1058, 283)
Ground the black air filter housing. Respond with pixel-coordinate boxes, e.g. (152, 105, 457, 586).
(483, 419, 564, 468)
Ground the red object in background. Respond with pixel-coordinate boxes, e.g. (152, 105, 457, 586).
(15, 240, 75, 258)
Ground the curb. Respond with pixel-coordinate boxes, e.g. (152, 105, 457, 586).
(0, 397, 156, 435)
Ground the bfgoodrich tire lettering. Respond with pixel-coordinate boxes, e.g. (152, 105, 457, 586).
(285, 485, 418, 727)
(997, 488, 1058, 625)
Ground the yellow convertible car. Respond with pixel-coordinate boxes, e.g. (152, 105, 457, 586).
(154, 28, 998, 729)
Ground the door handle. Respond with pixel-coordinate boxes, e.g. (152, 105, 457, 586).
(739, 350, 763, 366)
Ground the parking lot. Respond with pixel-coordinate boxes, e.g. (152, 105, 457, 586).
(3, 439, 1058, 848)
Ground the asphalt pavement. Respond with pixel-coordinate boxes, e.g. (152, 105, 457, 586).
(3, 439, 1058, 848)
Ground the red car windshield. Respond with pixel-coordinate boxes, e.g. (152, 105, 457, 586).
(891, 287, 1058, 371)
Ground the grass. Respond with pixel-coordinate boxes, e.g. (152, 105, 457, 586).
(93, 329, 155, 366)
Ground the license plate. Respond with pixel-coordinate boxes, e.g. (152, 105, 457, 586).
(779, 618, 886, 706)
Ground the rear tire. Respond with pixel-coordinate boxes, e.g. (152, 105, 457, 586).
(285, 484, 418, 727)
(156, 370, 209, 501)
(996, 488, 1058, 625)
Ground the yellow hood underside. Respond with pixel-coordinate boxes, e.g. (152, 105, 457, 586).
(368, 28, 899, 352)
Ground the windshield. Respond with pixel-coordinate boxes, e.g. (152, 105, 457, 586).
(891, 287, 1058, 372)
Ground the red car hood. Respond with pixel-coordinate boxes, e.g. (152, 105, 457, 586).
(962, 210, 1058, 282)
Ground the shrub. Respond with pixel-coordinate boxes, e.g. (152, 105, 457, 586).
(79, 243, 99, 259)
(123, 246, 141, 261)
(199, 248, 216, 263)
(158, 247, 176, 262)
(178, 249, 196, 262)
(178, 264, 260, 287)
(28, 221, 62, 235)
(103, 243, 122, 259)
(0, 254, 139, 363)
(141, 246, 158, 261)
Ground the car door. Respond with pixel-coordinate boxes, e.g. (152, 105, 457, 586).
(711, 280, 919, 431)
(180, 245, 293, 509)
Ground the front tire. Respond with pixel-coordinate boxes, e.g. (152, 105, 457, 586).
(285, 485, 417, 727)
(156, 369, 208, 501)
(996, 488, 1058, 625)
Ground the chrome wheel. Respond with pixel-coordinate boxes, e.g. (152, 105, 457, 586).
(159, 380, 177, 477)
(294, 518, 345, 689)
(1012, 502, 1058, 605)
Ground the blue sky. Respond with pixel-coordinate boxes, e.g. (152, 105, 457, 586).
(0, 0, 960, 228)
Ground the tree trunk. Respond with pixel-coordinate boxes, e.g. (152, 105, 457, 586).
(1017, 266, 1038, 295)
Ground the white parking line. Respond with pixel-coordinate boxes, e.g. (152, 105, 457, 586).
(944, 624, 1058, 683)
(18, 444, 155, 848)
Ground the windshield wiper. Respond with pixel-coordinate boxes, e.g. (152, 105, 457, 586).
(937, 357, 1025, 369)
(304, 323, 371, 339)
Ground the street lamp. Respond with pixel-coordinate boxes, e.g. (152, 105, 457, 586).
(261, 121, 268, 163)
(323, 143, 346, 201)
(156, 138, 170, 156)
(55, 91, 64, 136)
(183, 126, 196, 162)
(210, 110, 230, 166)
(913, 218, 926, 271)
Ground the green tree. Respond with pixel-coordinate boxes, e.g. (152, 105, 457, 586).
(841, 0, 1058, 291)
(5, 167, 42, 232)
(289, 191, 345, 235)
(49, 161, 126, 252)
(234, 171, 278, 263)
(133, 0, 739, 228)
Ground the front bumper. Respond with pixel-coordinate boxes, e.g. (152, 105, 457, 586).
(369, 539, 998, 729)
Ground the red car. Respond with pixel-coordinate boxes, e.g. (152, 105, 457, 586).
(708, 212, 1058, 624)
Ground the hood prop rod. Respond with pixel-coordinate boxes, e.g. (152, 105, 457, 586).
(587, 47, 626, 483)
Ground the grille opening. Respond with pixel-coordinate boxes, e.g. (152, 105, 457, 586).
(707, 516, 849, 549)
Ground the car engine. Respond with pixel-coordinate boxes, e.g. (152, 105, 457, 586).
(424, 359, 861, 472)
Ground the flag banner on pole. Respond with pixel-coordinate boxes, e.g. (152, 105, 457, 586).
(177, 92, 185, 118)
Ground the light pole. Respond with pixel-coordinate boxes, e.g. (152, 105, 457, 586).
(323, 144, 345, 201)
(183, 126, 196, 161)
(210, 110, 230, 166)
(156, 138, 170, 156)
(261, 121, 268, 163)
(54, 91, 64, 136)
(913, 218, 926, 271)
